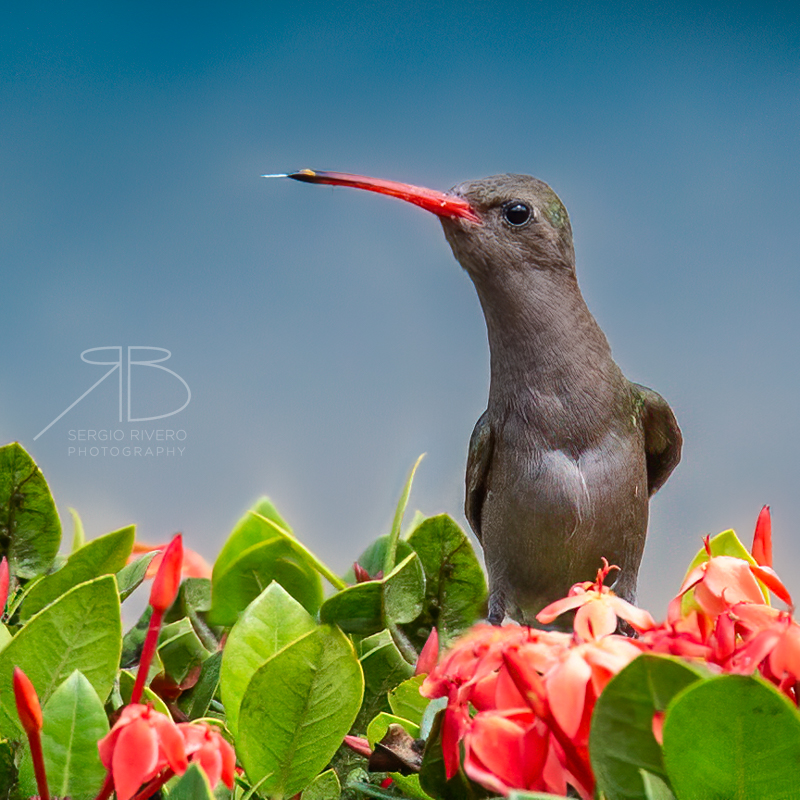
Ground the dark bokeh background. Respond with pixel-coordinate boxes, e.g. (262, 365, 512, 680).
(2, 2, 798, 613)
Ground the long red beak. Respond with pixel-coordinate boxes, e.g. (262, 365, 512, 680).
(282, 169, 481, 225)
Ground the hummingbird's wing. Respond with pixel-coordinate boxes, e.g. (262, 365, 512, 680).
(631, 383, 683, 496)
(465, 410, 494, 543)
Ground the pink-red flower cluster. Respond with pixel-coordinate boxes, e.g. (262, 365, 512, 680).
(98, 704, 234, 800)
(421, 506, 797, 798)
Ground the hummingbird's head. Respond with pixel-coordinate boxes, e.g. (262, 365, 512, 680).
(440, 174, 575, 282)
(275, 169, 574, 282)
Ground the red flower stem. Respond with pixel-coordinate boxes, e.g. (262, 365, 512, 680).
(129, 767, 174, 800)
(92, 772, 114, 800)
(27, 727, 50, 800)
(131, 607, 165, 704)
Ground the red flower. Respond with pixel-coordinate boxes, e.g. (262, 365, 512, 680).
(415, 627, 439, 676)
(132, 538, 212, 581)
(462, 708, 549, 796)
(751, 505, 772, 567)
(178, 722, 236, 790)
(97, 705, 188, 800)
(14, 668, 49, 800)
(0, 557, 9, 618)
(13, 667, 42, 737)
(537, 559, 656, 640)
(678, 554, 791, 619)
(149, 535, 184, 613)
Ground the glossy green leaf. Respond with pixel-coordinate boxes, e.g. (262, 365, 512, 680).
(384, 552, 425, 624)
(407, 514, 487, 646)
(355, 629, 416, 733)
(389, 675, 428, 725)
(158, 617, 210, 684)
(238, 625, 364, 799)
(68, 507, 85, 552)
(319, 580, 384, 635)
(320, 552, 424, 635)
(0, 442, 61, 578)
(663, 674, 800, 799)
(590, 654, 705, 800)
(384, 453, 425, 574)
(118, 669, 171, 717)
(18, 670, 109, 800)
(301, 769, 341, 800)
(169, 762, 215, 799)
(21, 525, 135, 620)
(220, 582, 317, 736)
(640, 771, 676, 800)
(352, 535, 415, 581)
(213, 497, 292, 580)
(210, 536, 323, 625)
(116, 550, 159, 601)
(0, 574, 121, 737)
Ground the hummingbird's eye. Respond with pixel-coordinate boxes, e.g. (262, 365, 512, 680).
(502, 201, 532, 227)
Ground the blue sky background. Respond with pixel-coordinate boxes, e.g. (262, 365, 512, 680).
(2, 1, 798, 613)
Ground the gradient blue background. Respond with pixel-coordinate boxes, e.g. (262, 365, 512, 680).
(2, 2, 798, 613)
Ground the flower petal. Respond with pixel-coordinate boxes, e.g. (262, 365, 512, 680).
(751, 505, 772, 567)
(113, 717, 159, 800)
(536, 594, 588, 624)
(574, 600, 617, 641)
(750, 565, 793, 607)
(546, 650, 592, 738)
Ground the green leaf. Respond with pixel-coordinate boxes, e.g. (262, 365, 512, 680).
(384, 453, 425, 575)
(367, 712, 419, 746)
(640, 771, 676, 800)
(210, 536, 324, 625)
(407, 514, 487, 646)
(319, 552, 424, 635)
(118, 669, 171, 717)
(18, 670, 109, 800)
(220, 582, 317, 737)
(21, 525, 135, 620)
(319, 581, 384, 635)
(178, 650, 222, 720)
(301, 769, 341, 800)
(168, 762, 215, 799)
(158, 617, 210, 684)
(68, 507, 85, 552)
(354, 629, 416, 735)
(384, 552, 426, 625)
(213, 497, 293, 581)
(351, 535, 415, 581)
(662, 674, 800, 799)
(0, 574, 121, 737)
(116, 550, 159, 601)
(590, 654, 705, 800)
(237, 625, 364, 799)
(0, 442, 61, 579)
(388, 675, 429, 725)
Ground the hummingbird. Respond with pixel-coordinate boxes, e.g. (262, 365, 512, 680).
(270, 169, 682, 624)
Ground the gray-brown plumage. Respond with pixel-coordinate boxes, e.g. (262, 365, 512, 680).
(443, 175, 681, 622)
(280, 169, 682, 625)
